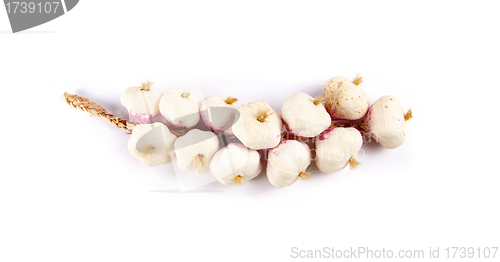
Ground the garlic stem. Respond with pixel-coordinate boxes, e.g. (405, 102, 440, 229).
(181, 91, 191, 98)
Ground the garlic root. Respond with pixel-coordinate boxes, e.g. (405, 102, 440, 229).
(193, 154, 206, 169)
(352, 73, 364, 86)
(224, 96, 238, 105)
(256, 108, 273, 123)
(234, 175, 243, 185)
(298, 171, 310, 180)
(313, 96, 324, 105)
(404, 108, 413, 121)
(140, 81, 153, 91)
(348, 157, 361, 170)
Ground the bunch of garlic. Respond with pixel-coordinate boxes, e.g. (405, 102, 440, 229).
(127, 123, 177, 167)
(360, 95, 411, 149)
(120, 81, 163, 124)
(159, 88, 202, 128)
(232, 101, 283, 150)
(315, 127, 363, 173)
(323, 75, 369, 120)
(266, 140, 311, 188)
(281, 92, 331, 137)
(174, 129, 220, 175)
(200, 95, 239, 134)
(210, 143, 262, 186)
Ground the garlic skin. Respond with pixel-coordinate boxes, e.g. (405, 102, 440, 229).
(210, 143, 262, 186)
(174, 129, 220, 175)
(360, 95, 408, 149)
(323, 76, 369, 120)
(315, 127, 363, 173)
(232, 101, 283, 150)
(200, 95, 239, 134)
(281, 92, 331, 137)
(120, 82, 163, 124)
(127, 123, 177, 167)
(159, 88, 202, 128)
(266, 140, 311, 188)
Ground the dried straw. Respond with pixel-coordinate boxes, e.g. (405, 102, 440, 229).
(62, 92, 135, 132)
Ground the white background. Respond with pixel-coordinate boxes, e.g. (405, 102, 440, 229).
(1, 1, 499, 261)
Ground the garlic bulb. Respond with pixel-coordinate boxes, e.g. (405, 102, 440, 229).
(210, 143, 262, 185)
(266, 140, 311, 188)
(200, 95, 239, 134)
(127, 122, 177, 167)
(281, 92, 331, 137)
(174, 129, 220, 175)
(360, 95, 411, 149)
(232, 101, 283, 150)
(315, 127, 363, 173)
(323, 75, 369, 120)
(120, 81, 163, 124)
(159, 88, 202, 128)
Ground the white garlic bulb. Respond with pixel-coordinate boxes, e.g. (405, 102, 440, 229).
(360, 95, 411, 149)
(281, 92, 331, 137)
(159, 88, 202, 128)
(127, 122, 177, 167)
(200, 95, 239, 134)
(266, 140, 311, 188)
(210, 143, 262, 186)
(120, 81, 163, 124)
(174, 129, 220, 175)
(315, 127, 363, 173)
(232, 101, 283, 150)
(323, 75, 369, 120)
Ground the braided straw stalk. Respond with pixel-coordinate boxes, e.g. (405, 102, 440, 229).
(63, 92, 135, 132)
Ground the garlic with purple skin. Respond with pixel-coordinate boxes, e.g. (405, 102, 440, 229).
(323, 74, 369, 120)
(174, 129, 220, 175)
(360, 95, 412, 149)
(315, 127, 363, 173)
(200, 95, 239, 134)
(266, 140, 311, 188)
(120, 81, 163, 124)
(159, 88, 202, 128)
(210, 143, 262, 186)
(232, 101, 283, 150)
(127, 123, 177, 167)
(281, 92, 331, 137)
